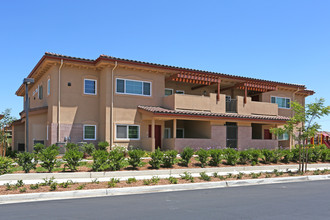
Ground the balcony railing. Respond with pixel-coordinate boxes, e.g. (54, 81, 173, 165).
(226, 99, 237, 113)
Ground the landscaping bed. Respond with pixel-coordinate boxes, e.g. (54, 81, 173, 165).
(1, 169, 329, 196)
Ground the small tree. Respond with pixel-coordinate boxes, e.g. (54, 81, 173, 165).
(271, 98, 330, 172)
(0, 109, 16, 157)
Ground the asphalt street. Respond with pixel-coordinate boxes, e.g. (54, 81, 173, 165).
(0, 180, 329, 220)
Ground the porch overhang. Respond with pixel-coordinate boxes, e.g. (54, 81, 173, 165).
(138, 106, 289, 124)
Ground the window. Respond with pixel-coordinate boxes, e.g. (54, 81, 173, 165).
(38, 85, 43, 100)
(83, 125, 96, 140)
(164, 128, 171, 138)
(84, 79, 97, 95)
(176, 90, 185, 94)
(165, 88, 173, 96)
(47, 79, 50, 95)
(176, 128, 184, 138)
(278, 132, 289, 141)
(116, 125, 140, 140)
(116, 78, 151, 96)
(271, 96, 290, 109)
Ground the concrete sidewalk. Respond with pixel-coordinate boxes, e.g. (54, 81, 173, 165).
(1, 163, 329, 185)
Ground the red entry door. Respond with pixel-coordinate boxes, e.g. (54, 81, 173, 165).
(264, 129, 272, 140)
(149, 125, 162, 149)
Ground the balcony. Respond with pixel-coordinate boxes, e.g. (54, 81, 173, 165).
(163, 93, 278, 116)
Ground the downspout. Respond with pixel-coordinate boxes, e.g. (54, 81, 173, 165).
(57, 59, 64, 143)
(110, 61, 118, 148)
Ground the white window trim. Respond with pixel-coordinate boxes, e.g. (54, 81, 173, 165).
(176, 90, 185, 94)
(83, 125, 97, 140)
(84, 79, 97, 95)
(165, 128, 171, 138)
(271, 96, 291, 109)
(115, 124, 140, 140)
(47, 79, 50, 96)
(116, 78, 152, 97)
(176, 128, 184, 138)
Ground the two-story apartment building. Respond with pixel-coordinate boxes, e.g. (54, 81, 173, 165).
(12, 52, 314, 152)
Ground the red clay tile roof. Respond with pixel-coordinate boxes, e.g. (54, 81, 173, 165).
(138, 105, 290, 122)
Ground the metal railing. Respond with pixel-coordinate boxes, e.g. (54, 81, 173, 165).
(226, 99, 237, 113)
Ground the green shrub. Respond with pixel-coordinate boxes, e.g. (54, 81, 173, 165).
(272, 150, 282, 163)
(91, 178, 99, 184)
(5, 147, 17, 158)
(59, 180, 73, 188)
(196, 149, 209, 168)
(16, 180, 24, 187)
(126, 177, 137, 184)
(149, 148, 164, 169)
(199, 172, 211, 181)
(65, 143, 79, 151)
(261, 149, 274, 164)
(98, 141, 109, 151)
(250, 172, 261, 179)
(63, 149, 84, 171)
(151, 176, 160, 185)
(224, 148, 239, 166)
(19, 187, 27, 193)
(320, 149, 330, 162)
(208, 149, 223, 166)
(33, 143, 46, 154)
(40, 177, 55, 186)
(281, 150, 294, 163)
(76, 184, 86, 190)
(92, 150, 109, 171)
(82, 143, 96, 156)
(50, 182, 58, 191)
(128, 149, 145, 168)
(239, 150, 252, 164)
(237, 172, 244, 179)
(108, 178, 120, 188)
(0, 156, 13, 175)
(308, 145, 324, 162)
(180, 172, 194, 182)
(143, 179, 151, 185)
(109, 147, 126, 171)
(250, 149, 261, 164)
(180, 147, 194, 166)
(38, 146, 59, 172)
(16, 152, 37, 173)
(29, 184, 39, 190)
(291, 147, 300, 162)
(168, 176, 178, 184)
(163, 150, 178, 168)
(5, 183, 12, 191)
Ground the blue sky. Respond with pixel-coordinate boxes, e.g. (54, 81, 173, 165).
(1, 0, 329, 130)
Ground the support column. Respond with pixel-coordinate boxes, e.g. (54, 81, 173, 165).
(151, 118, 155, 152)
(217, 79, 221, 102)
(244, 83, 247, 104)
(173, 119, 177, 139)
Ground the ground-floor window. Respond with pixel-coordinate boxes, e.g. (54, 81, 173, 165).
(278, 132, 289, 140)
(164, 128, 171, 138)
(83, 125, 96, 140)
(176, 128, 184, 138)
(116, 124, 140, 140)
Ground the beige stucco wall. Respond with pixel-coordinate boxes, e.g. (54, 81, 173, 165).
(237, 126, 278, 150)
(12, 123, 25, 151)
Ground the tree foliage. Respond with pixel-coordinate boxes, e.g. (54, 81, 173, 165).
(270, 98, 330, 172)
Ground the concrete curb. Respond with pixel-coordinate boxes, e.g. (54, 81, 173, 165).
(1, 174, 329, 204)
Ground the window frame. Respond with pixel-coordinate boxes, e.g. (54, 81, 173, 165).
(83, 124, 97, 140)
(165, 88, 173, 97)
(271, 96, 291, 109)
(116, 78, 152, 97)
(115, 124, 140, 140)
(176, 90, 185, 94)
(84, 79, 97, 95)
(38, 85, 43, 100)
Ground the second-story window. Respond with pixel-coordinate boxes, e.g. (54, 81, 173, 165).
(165, 88, 173, 96)
(84, 79, 97, 95)
(38, 85, 43, 100)
(271, 96, 290, 109)
(116, 79, 151, 96)
(47, 79, 50, 96)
